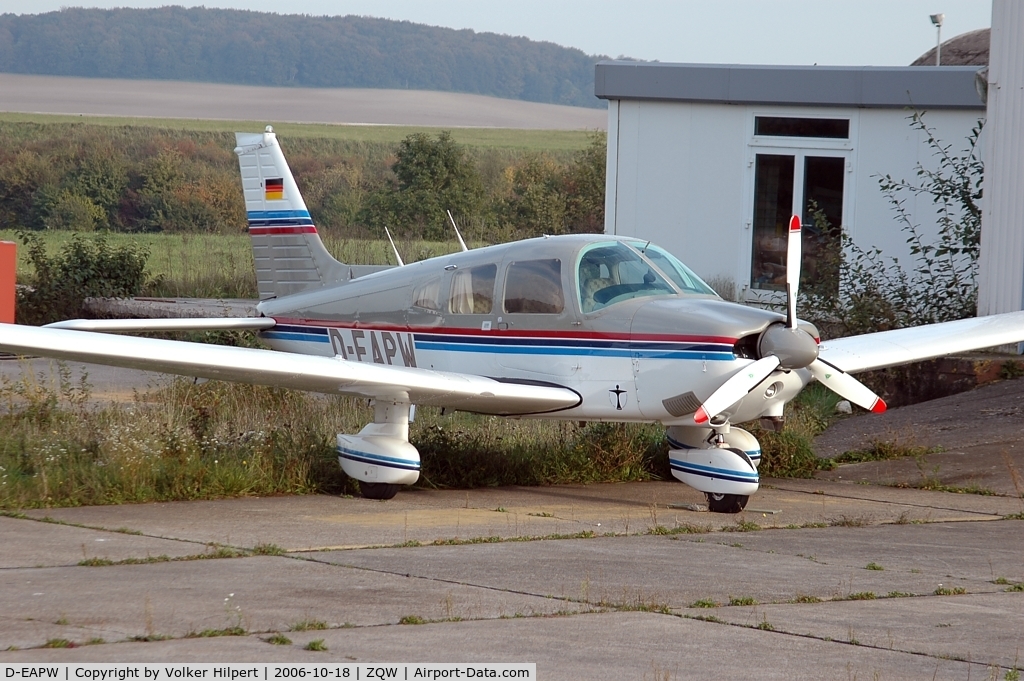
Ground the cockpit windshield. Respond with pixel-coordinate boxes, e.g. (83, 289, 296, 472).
(577, 242, 676, 313)
(625, 241, 718, 296)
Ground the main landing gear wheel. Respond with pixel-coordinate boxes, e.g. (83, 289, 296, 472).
(705, 492, 749, 514)
(359, 481, 400, 500)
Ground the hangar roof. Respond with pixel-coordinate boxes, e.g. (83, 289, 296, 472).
(594, 62, 986, 110)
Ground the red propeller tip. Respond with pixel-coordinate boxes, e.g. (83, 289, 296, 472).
(694, 406, 709, 425)
(870, 398, 887, 414)
(789, 215, 801, 232)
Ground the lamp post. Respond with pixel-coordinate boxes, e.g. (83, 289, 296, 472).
(930, 13, 945, 65)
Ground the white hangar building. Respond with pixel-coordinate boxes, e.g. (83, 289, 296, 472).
(595, 62, 987, 302)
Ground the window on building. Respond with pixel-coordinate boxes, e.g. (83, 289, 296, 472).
(449, 264, 496, 314)
(754, 117, 850, 139)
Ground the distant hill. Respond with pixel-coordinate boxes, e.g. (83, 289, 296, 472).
(0, 7, 606, 108)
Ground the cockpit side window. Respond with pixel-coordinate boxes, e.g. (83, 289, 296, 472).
(504, 259, 563, 314)
(577, 242, 675, 313)
(449, 264, 496, 314)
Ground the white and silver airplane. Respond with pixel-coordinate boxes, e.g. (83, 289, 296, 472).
(3, 127, 1024, 512)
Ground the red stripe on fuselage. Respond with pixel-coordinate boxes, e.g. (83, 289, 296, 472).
(270, 317, 736, 345)
(248, 226, 318, 235)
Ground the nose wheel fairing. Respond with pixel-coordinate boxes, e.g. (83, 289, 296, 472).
(337, 400, 421, 489)
(666, 426, 761, 498)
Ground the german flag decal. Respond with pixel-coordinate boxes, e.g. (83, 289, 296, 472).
(265, 178, 284, 201)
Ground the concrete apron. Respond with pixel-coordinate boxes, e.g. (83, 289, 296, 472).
(2, 480, 1022, 678)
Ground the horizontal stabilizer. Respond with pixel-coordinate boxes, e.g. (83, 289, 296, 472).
(44, 318, 276, 333)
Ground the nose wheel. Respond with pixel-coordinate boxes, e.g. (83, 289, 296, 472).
(705, 492, 749, 514)
(359, 481, 400, 500)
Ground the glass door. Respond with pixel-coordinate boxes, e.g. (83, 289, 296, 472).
(750, 152, 845, 293)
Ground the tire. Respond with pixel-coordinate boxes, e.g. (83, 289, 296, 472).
(705, 492, 749, 514)
(359, 481, 400, 500)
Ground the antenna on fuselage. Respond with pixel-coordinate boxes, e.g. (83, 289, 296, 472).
(384, 226, 405, 267)
(447, 210, 469, 252)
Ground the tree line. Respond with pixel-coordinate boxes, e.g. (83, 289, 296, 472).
(0, 122, 606, 242)
(0, 7, 604, 108)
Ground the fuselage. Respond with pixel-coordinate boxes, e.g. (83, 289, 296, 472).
(255, 234, 809, 425)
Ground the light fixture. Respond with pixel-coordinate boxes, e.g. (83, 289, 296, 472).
(930, 13, 945, 65)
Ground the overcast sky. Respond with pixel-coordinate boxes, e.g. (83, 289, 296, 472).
(4, 0, 992, 67)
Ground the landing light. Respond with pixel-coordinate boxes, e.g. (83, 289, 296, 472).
(764, 382, 781, 399)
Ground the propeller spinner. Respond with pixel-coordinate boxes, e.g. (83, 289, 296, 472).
(694, 215, 886, 425)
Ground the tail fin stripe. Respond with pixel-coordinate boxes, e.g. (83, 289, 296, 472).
(247, 209, 313, 220)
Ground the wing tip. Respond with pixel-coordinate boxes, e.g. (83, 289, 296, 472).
(789, 215, 801, 232)
(694, 406, 709, 425)
(870, 398, 887, 414)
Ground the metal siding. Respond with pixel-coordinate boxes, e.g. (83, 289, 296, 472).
(595, 62, 985, 110)
(978, 0, 1024, 317)
(603, 99, 619, 236)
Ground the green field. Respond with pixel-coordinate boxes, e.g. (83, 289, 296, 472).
(1, 230, 469, 298)
(0, 112, 596, 152)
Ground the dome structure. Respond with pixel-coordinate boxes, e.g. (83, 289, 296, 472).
(912, 27, 990, 65)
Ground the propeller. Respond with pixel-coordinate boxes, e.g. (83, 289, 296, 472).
(694, 214, 886, 425)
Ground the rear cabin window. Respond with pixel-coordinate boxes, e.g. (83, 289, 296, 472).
(449, 264, 496, 314)
(412, 277, 441, 310)
(503, 259, 564, 314)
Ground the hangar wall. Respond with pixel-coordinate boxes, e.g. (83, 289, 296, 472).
(599, 63, 986, 303)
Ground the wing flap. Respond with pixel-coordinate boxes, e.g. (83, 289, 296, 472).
(0, 324, 580, 416)
(817, 311, 1024, 374)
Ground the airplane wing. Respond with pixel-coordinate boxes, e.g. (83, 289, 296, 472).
(0, 324, 581, 416)
(45, 318, 276, 332)
(817, 310, 1024, 374)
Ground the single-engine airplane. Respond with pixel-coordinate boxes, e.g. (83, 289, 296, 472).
(3, 127, 1024, 512)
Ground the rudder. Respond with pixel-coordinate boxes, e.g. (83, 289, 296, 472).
(235, 127, 345, 300)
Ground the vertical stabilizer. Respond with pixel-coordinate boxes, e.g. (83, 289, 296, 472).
(235, 128, 345, 299)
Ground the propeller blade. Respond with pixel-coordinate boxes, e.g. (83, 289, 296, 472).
(808, 358, 887, 414)
(786, 214, 801, 329)
(694, 355, 781, 425)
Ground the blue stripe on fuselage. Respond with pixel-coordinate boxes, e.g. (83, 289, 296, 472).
(261, 324, 736, 361)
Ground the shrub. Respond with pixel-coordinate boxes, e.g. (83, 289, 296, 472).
(15, 231, 149, 325)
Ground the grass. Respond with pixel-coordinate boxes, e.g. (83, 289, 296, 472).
(844, 592, 877, 601)
(752, 383, 842, 478)
(689, 599, 719, 609)
(728, 596, 757, 606)
(252, 543, 287, 556)
(835, 438, 938, 464)
(0, 112, 597, 152)
(289, 619, 329, 632)
(399, 615, 427, 625)
(266, 633, 292, 645)
(77, 547, 249, 566)
(188, 627, 246, 638)
(934, 586, 967, 596)
(865, 562, 884, 571)
(0, 368, 674, 509)
(648, 523, 710, 536)
(304, 639, 328, 652)
(721, 520, 761, 533)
